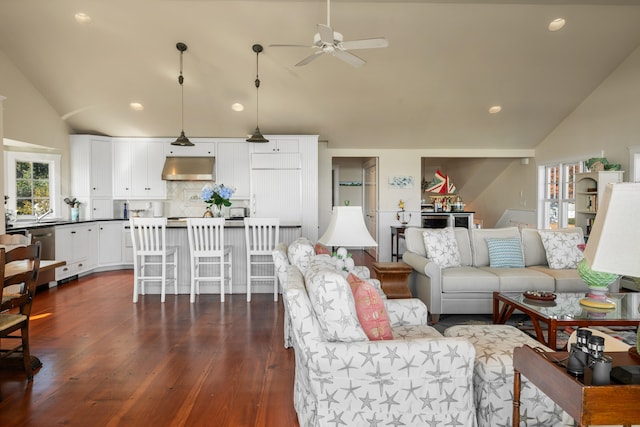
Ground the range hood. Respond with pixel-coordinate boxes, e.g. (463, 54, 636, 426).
(161, 157, 215, 181)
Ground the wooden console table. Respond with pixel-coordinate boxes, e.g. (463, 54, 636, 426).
(513, 345, 640, 427)
(371, 262, 412, 299)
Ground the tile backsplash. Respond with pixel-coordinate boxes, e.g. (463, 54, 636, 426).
(116, 181, 249, 219)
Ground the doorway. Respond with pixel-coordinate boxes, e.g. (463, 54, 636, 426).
(331, 157, 378, 260)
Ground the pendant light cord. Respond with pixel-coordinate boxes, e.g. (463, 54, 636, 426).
(179, 50, 185, 131)
(255, 51, 260, 128)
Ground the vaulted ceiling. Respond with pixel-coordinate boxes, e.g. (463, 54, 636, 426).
(1, 0, 640, 150)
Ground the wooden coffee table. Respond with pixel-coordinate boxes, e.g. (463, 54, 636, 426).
(513, 345, 640, 427)
(493, 291, 640, 350)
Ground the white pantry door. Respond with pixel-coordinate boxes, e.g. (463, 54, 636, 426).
(363, 158, 378, 260)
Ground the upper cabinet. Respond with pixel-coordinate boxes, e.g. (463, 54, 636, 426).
(113, 138, 167, 199)
(70, 136, 113, 198)
(250, 137, 299, 153)
(164, 139, 216, 157)
(216, 139, 250, 199)
(575, 170, 624, 238)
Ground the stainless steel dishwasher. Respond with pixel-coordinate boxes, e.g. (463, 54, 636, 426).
(29, 227, 55, 260)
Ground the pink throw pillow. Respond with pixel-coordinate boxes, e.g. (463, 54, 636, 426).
(346, 273, 393, 341)
(314, 243, 331, 255)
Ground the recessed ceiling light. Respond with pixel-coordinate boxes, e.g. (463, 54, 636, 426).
(548, 18, 566, 32)
(232, 103, 244, 112)
(488, 105, 502, 114)
(74, 12, 92, 24)
(129, 102, 144, 111)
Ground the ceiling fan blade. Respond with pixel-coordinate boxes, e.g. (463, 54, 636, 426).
(317, 24, 334, 45)
(340, 37, 389, 50)
(333, 49, 366, 68)
(295, 50, 324, 67)
(269, 43, 311, 48)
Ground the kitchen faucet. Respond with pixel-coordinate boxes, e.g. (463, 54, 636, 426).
(36, 209, 54, 223)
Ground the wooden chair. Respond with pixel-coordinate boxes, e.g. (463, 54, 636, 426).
(244, 218, 280, 302)
(186, 218, 232, 303)
(129, 218, 178, 303)
(0, 242, 41, 380)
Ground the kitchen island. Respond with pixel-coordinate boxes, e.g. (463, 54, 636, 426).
(161, 219, 302, 297)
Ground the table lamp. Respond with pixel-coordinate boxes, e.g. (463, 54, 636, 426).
(318, 206, 378, 248)
(578, 182, 640, 310)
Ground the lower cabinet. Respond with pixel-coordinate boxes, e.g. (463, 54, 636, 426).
(55, 224, 91, 281)
(55, 221, 125, 282)
(98, 222, 123, 265)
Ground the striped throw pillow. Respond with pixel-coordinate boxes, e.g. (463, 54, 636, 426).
(485, 237, 525, 268)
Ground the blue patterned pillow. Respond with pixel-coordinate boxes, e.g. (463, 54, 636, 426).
(485, 237, 525, 268)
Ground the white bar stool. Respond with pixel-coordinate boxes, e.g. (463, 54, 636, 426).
(244, 218, 280, 302)
(186, 218, 232, 303)
(129, 217, 178, 303)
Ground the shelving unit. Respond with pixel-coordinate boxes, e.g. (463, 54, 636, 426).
(575, 171, 623, 238)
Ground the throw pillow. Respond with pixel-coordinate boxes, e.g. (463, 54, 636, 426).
(422, 228, 461, 268)
(346, 273, 393, 340)
(485, 237, 525, 268)
(538, 230, 584, 269)
(304, 260, 367, 342)
(314, 242, 331, 255)
(287, 237, 316, 273)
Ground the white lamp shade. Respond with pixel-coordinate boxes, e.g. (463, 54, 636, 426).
(584, 182, 640, 277)
(318, 206, 378, 248)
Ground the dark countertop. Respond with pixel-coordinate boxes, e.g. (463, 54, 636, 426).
(5, 218, 124, 232)
(7, 218, 301, 232)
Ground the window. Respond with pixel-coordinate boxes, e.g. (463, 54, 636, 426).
(538, 161, 583, 229)
(4, 151, 61, 219)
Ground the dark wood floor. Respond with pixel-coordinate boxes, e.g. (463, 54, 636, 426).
(0, 270, 299, 426)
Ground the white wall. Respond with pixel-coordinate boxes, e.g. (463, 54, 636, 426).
(0, 50, 72, 203)
(536, 46, 640, 173)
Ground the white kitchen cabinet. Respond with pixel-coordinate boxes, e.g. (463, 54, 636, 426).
(112, 139, 166, 199)
(250, 137, 299, 153)
(70, 135, 113, 220)
(85, 223, 99, 271)
(55, 223, 91, 281)
(98, 221, 123, 265)
(251, 168, 302, 225)
(216, 140, 250, 198)
(71, 136, 113, 198)
(89, 198, 114, 219)
(164, 140, 215, 157)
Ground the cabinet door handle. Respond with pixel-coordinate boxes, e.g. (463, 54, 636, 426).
(71, 231, 76, 234)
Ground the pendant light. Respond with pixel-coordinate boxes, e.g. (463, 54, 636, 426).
(171, 42, 194, 146)
(247, 44, 269, 143)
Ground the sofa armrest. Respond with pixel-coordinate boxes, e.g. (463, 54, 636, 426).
(402, 251, 444, 322)
(384, 298, 429, 326)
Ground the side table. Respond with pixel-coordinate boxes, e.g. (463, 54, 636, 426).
(390, 225, 407, 261)
(371, 261, 412, 299)
(513, 345, 640, 427)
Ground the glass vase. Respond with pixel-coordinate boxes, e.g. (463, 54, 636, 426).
(203, 205, 223, 218)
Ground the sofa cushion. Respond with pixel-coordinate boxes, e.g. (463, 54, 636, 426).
(347, 273, 393, 340)
(287, 237, 316, 272)
(538, 230, 584, 269)
(441, 266, 500, 293)
(422, 228, 461, 268)
(485, 237, 525, 268)
(470, 227, 520, 267)
(304, 259, 367, 342)
(521, 227, 583, 267)
(479, 266, 555, 292)
(528, 265, 587, 292)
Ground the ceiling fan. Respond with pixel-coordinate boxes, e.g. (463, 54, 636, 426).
(270, 0, 388, 68)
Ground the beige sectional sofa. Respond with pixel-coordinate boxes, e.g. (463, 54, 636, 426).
(402, 226, 619, 323)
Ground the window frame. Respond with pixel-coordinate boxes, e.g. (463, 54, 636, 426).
(4, 151, 61, 220)
(537, 160, 584, 229)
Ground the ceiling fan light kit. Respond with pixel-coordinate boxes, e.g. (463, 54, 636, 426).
(247, 44, 269, 143)
(171, 42, 194, 146)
